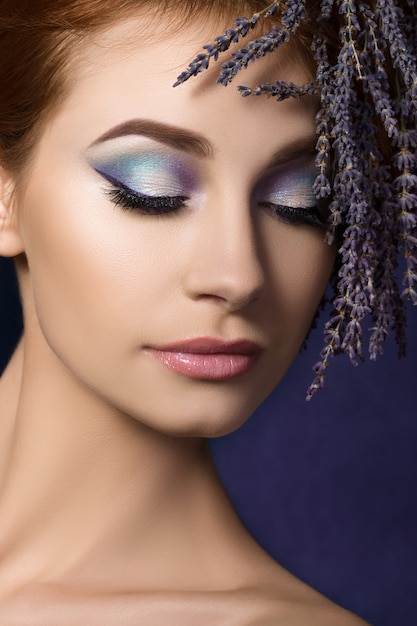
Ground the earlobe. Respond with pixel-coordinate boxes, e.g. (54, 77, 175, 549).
(0, 167, 25, 257)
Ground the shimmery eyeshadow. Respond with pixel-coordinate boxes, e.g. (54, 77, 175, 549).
(260, 163, 317, 209)
(88, 152, 197, 196)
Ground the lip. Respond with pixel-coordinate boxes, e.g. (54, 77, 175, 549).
(145, 337, 263, 380)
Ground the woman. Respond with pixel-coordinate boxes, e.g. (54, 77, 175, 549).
(0, 0, 414, 623)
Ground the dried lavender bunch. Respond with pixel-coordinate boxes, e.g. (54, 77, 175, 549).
(175, 0, 417, 399)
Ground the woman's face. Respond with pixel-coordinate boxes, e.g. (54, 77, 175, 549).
(14, 15, 335, 437)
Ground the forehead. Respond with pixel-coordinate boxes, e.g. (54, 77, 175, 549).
(36, 14, 318, 173)
(77, 11, 312, 85)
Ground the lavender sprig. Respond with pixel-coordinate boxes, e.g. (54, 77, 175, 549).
(218, 0, 306, 85)
(174, 0, 417, 399)
(218, 26, 290, 86)
(173, 1, 280, 87)
(237, 80, 317, 99)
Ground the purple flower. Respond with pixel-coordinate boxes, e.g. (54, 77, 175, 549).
(174, 0, 417, 397)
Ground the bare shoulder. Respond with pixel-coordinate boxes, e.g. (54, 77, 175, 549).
(239, 560, 370, 626)
(1, 554, 369, 626)
(0, 582, 370, 626)
(242, 587, 369, 626)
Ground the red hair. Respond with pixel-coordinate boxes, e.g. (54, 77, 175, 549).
(0, 0, 282, 174)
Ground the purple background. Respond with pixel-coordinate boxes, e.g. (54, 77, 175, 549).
(1, 256, 416, 625)
(211, 300, 417, 625)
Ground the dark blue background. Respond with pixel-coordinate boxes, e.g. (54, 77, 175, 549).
(1, 256, 416, 625)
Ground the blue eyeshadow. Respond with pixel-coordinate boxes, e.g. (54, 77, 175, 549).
(89, 152, 196, 196)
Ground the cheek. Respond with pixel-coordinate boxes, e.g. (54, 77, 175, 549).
(283, 234, 334, 308)
(262, 224, 335, 348)
(19, 173, 178, 367)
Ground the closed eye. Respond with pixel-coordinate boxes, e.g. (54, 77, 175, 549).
(254, 156, 329, 228)
(107, 184, 188, 215)
(260, 201, 329, 227)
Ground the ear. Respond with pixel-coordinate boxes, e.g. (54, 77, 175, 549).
(0, 166, 25, 257)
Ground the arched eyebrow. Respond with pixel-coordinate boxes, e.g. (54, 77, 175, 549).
(266, 139, 316, 169)
(90, 117, 316, 167)
(90, 119, 213, 158)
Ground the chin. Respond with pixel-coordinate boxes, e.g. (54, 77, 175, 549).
(115, 387, 268, 439)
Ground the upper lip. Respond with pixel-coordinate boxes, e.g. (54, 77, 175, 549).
(147, 337, 263, 355)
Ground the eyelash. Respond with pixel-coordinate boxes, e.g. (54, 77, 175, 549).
(260, 202, 328, 228)
(107, 186, 188, 215)
(105, 182, 326, 228)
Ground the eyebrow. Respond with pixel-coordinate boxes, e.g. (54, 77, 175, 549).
(267, 138, 317, 169)
(91, 118, 316, 167)
(91, 119, 213, 158)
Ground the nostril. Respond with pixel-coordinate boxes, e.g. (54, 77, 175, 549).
(185, 268, 264, 311)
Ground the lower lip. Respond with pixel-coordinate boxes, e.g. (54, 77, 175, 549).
(147, 349, 260, 380)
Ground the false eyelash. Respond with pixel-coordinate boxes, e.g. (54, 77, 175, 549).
(106, 186, 189, 215)
(260, 202, 328, 228)
(104, 181, 327, 226)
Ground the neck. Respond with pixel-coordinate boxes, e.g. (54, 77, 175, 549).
(0, 337, 23, 481)
(0, 332, 249, 595)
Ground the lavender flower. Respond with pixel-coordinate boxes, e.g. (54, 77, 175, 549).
(175, 0, 417, 398)
(173, 2, 280, 87)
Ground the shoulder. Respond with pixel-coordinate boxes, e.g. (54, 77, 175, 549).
(235, 558, 370, 626)
(0, 581, 370, 626)
(246, 592, 370, 626)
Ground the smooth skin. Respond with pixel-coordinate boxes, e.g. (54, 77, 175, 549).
(0, 13, 368, 626)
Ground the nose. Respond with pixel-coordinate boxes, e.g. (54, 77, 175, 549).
(182, 193, 265, 311)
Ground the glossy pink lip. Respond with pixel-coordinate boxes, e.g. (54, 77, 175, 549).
(145, 337, 262, 380)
